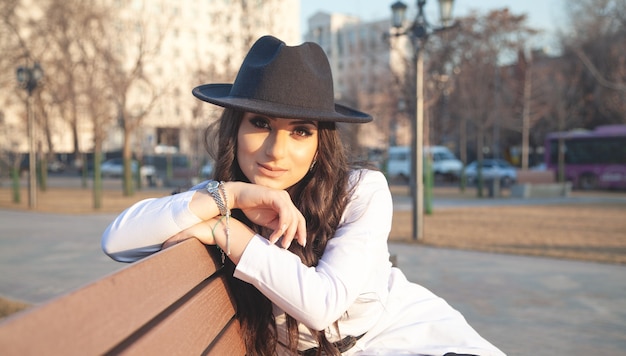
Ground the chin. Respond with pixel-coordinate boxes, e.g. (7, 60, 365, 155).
(252, 177, 290, 190)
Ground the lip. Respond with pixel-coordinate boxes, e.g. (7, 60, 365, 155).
(257, 163, 288, 178)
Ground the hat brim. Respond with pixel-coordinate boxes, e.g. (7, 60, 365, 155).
(193, 84, 372, 123)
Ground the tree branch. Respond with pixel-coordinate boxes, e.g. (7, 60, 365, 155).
(574, 47, 626, 91)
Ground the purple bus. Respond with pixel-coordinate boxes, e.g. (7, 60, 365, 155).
(545, 125, 626, 190)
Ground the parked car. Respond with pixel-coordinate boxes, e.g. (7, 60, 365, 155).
(426, 146, 464, 180)
(143, 154, 195, 187)
(464, 159, 517, 187)
(101, 158, 156, 179)
(387, 145, 463, 181)
(530, 163, 547, 171)
(47, 160, 66, 173)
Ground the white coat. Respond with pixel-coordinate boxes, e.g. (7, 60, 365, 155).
(102, 170, 505, 355)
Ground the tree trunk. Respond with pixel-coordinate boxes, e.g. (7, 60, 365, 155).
(11, 166, 20, 204)
(476, 128, 484, 198)
(521, 62, 532, 170)
(122, 121, 134, 196)
(93, 128, 103, 209)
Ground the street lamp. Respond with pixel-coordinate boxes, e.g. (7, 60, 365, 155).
(390, 0, 455, 240)
(16, 62, 44, 209)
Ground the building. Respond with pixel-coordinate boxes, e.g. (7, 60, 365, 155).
(4, 2, 417, 173)
(117, 0, 301, 158)
(303, 11, 413, 153)
(2, 0, 299, 167)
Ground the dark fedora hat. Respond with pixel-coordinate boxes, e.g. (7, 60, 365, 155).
(192, 35, 372, 123)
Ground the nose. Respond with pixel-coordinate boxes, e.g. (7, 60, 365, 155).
(265, 129, 288, 159)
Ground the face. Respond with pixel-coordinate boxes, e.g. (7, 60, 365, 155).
(237, 112, 319, 190)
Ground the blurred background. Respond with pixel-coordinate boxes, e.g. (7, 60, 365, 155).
(1, 4, 625, 353)
(1, 0, 624, 208)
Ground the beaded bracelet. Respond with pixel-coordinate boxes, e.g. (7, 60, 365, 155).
(211, 215, 228, 264)
(211, 215, 227, 239)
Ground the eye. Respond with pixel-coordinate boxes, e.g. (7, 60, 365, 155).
(249, 116, 271, 130)
(293, 126, 314, 137)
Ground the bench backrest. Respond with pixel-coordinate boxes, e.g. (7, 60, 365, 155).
(0, 238, 246, 355)
(516, 170, 556, 184)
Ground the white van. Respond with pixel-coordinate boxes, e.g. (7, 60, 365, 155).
(387, 146, 463, 181)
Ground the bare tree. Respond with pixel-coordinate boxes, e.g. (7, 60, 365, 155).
(0, 0, 24, 197)
(560, 0, 626, 127)
(0, 0, 50, 199)
(20, 0, 83, 190)
(37, 0, 86, 164)
(444, 11, 535, 149)
(506, 49, 555, 169)
(0, 0, 22, 92)
(71, 3, 120, 208)
(99, 4, 168, 196)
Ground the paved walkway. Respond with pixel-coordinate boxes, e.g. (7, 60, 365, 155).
(0, 210, 121, 303)
(1, 206, 625, 355)
(388, 244, 626, 355)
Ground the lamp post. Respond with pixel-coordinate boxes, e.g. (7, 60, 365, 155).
(16, 62, 44, 209)
(390, 0, 455, 240)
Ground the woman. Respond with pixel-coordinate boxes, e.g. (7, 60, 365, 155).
(102, 35, 504, 356)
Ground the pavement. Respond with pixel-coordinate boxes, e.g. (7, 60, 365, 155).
(388, 244, 626, 355)
(0, 210, 121, 303)
(1, 193, 625, 355)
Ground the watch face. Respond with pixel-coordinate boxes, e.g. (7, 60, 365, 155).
(207, 181, 219, 191)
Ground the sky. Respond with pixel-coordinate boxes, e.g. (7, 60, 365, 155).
(300, 0, 567, 52)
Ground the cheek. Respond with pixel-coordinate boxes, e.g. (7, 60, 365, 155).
(293, 140, 318, 168)
(294, 147, 316, 165)
(236, 132, 255, 173)
(237, 127, 264, 154)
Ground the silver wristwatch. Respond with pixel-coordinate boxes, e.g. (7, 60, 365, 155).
(207, 181, 228, 216)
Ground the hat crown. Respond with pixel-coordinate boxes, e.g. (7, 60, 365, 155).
(230, 36, 335, 111)
(192, 35, 372, 123)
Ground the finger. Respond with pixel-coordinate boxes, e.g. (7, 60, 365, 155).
(285, 211, 306, 248)
(269, 223, 287, 245)
(285, 209, 306, 247)
(281, 221, 296, 249)
(296, 215, 307, 247)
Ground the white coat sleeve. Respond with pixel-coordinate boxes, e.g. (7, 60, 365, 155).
(233, 170, 393, 331)
(101, 190, 202, 262)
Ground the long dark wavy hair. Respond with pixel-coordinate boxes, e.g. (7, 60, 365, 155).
(204, 108, 356, 355)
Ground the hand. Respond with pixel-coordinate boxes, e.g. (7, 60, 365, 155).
(230, 182, 307, 249)
(162, 220, 217, 249)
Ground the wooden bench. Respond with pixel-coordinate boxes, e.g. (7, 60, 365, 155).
(511, 170, 572, 198)
(0, 238, 246, 355)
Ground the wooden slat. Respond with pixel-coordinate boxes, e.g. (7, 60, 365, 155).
(204, 318, 247, 356)
(113, 275, 238, 355)
(516, 170, 555, 184)
(0, 238, 221, 355)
